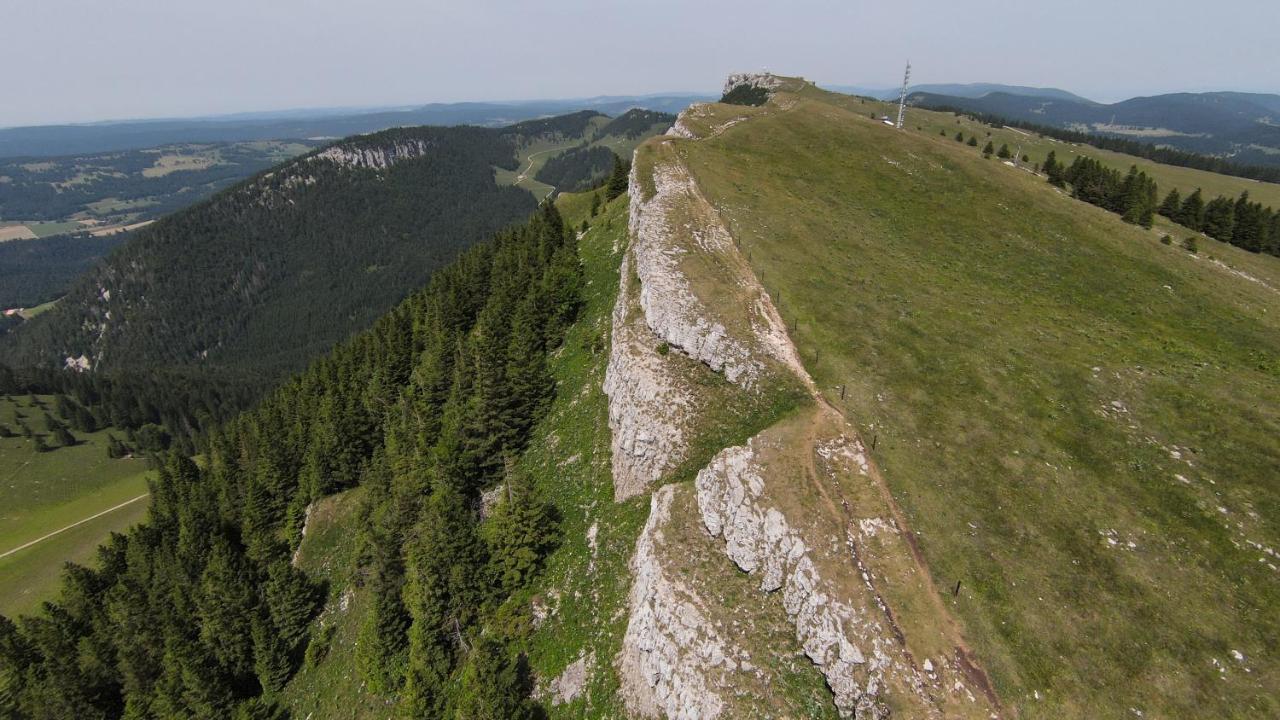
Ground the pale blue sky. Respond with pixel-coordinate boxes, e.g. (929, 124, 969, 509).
(3, 0, 1277, 127)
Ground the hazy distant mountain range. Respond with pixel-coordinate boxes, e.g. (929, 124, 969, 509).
(0, 94, 709, 158)
(825, 81, 1280, 167)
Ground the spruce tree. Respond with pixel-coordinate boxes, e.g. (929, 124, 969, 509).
(954, 131, 964, 142)
(483, 467, 559, 596)
(402, 486, 488, 717)
(1202, 196, 1236, 242)
(605, 153, 630, 201)
(1158, 188, 1181, 218)
(1179, 189, 1206, 231)
(263, 560, 318, 653)
(195, 538, 258, 678)
(251, 616, 292, 695)
(967, 136, 978, 147)
(355, 532, 411, 693)
(452, 637, 536, 720)
(997, 143, 1011, 159)
(982, 141, 995, 156)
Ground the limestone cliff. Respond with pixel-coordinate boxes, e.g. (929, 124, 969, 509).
(609, 79, 1000, 720)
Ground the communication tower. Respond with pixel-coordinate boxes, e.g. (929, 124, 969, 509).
(895, 61, 911, 129)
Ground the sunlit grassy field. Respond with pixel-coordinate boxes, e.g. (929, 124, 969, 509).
(0, 394, 150, 617)
(680, 88, 1280, 718)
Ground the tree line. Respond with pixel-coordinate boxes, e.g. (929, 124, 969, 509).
(927, 105, 1280, 184)
(1039, 150, 1280, 255)
(0, 196, 587, 718)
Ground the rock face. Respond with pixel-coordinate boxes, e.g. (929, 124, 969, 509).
(602, 252, 694, 501)
(611, 88, 996, 720)
(626, 159, 761, 386)
(542, 650, 594, 706)
(723, 72, 784, 97)
(311, 138, 434, 170)
(617, 486, 731, 719)
(696, 440, 894, 719)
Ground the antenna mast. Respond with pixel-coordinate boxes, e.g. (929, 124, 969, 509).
(895, 61, 911, 129)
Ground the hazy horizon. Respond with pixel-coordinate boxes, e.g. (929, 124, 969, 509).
(4, 0, 1277, 128)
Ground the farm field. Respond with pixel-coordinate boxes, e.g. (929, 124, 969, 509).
(678, 84, 1280, 718)
(0, 394, 151, 617)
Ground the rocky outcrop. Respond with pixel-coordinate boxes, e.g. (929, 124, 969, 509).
(626, 152, 759, 386)
(602, 252, 694, 501)
(696, 440, 896, 719)
(723, 72, 785, 97)
(311, 138, 434, 170)
(611, 84, 997, 719)
(617, 486, 732, 719)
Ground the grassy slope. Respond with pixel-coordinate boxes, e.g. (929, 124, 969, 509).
(518, 189, 830, 717)
(679, 87, 1279, 718)
(849, 94, 1280, 210)
(279, 187, 831, 717)
(0, 394, 150, 617)
(279, 486, 390, 719)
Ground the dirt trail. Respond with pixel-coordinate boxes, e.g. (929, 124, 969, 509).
(0, 493, 149, 560)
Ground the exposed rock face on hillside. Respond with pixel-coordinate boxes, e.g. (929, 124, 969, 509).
(626, 160, 758, 385)
(311, 138, 435, 170)
(723, 72, 785, 97)
(617, 486, 732, 719)
(602, 253, 694, 501)
(697, 435, 895, 718)
(610, 87, 998, 720)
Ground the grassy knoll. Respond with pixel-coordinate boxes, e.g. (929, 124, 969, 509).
(679, 88, 1279, 718)
(838, 90, 1280, 210)
(0, 394, 151, 617)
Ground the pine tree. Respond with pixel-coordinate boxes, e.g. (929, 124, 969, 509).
(402, 486, 488, 717)
(954, 131, 964, 142)
(355, 530, 410, 693)
(967, 136, 978, 147)
(589, 193, 601, 217)
(982, 141, 995, 156)
(263, 560, 318, 653)
(1178, 188, 1206, 231)
(1202, 196, 1236, 242)
(452, 637, 536, 720)
(1043, 151, 1064, 187)
(605, 154, 630, 201)
(483, 467, 559, 596)
(195, 538, 258, 678)
(996, 143, 1011, 159)
(1158, 188, 1181, 218)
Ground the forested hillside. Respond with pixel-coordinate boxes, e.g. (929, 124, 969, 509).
(0, 125, 545, 379)
(0, 234, 127, 309)
(0, 199, 583, 717)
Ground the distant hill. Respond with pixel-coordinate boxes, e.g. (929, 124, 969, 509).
(0, 95, 710, 158)
(0, 110, 673, 378)
(0, 116, 572, 375)
(911, 89, 1280, 166)
(828, 82, 1092, 103)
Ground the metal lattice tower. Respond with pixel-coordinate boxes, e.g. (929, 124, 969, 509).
(895, 61, 911, 129)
